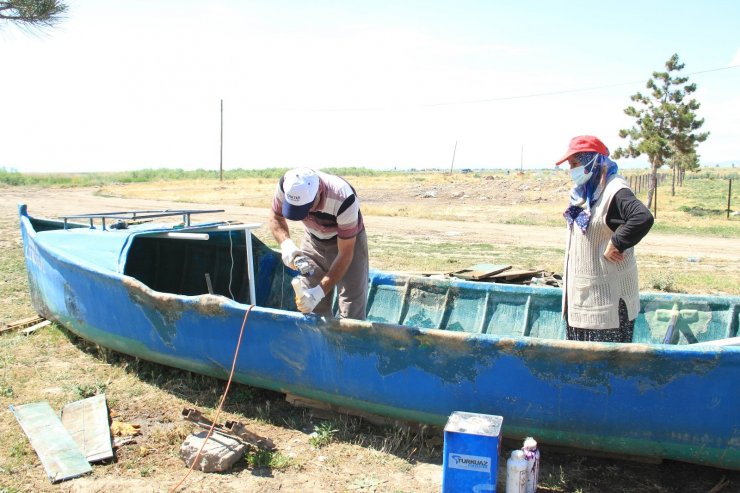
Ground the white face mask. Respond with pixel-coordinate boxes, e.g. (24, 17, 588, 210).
(569, 154, 598, 185)
(570, 166, 592, 185)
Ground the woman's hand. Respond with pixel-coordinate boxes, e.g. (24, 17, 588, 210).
(603, 240, 624, 262)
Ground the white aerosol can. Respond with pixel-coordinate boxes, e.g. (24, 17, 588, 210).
(522, 437, 540, 493)
(506, 449, 527, 493)
(291, 277, 305, 299)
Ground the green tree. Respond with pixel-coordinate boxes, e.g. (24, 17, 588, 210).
(614, 53, 709, 207)
(0, 0, 68, 29)
(668, 146, 700, 191)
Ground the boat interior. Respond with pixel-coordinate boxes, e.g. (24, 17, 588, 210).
(30, 211, 740, 345)
(119, 230, 740, 346)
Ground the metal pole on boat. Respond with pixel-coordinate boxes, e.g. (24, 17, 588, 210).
(245, 230, 256, 305)
(213, 224, 260, 305)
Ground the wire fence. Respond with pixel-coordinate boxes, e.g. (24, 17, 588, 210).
(626, 172, 736, 220)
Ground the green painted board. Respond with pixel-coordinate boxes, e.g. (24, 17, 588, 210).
(9, 401, 92, 483)
(61, 394, 113, 463)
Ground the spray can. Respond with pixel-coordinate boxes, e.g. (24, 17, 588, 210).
(291, 277, 305, 299)
(506, 449, 527, 493)
(293, 255, 314, 275)
(522, 437, 540, 493)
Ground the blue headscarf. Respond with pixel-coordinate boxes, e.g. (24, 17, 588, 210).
(563, 152, 619, 233)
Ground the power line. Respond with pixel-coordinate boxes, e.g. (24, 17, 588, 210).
(424, 64, 740, 107)
(259, 63, 740, 113)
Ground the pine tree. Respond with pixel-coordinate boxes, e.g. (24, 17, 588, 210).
(0, 1, 68, 29)
(614, 54, 709, 207)
(668, 147, 699, 192)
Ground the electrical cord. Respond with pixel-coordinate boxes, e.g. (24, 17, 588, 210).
(168, 303, 254, 493)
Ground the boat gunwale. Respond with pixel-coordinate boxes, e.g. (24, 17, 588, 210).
(19, 204, 739, 354)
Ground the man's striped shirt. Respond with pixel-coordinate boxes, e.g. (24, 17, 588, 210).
(273, 170, 364, 240)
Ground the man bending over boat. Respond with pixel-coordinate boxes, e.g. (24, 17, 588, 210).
(555, 136, 653, 342)
(269, 168, 369, 320)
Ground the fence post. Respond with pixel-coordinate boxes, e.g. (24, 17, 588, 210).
(654, 175, 658, 220)
(728, 179, 733, 220)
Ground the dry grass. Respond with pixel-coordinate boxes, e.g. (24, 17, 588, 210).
(1, 172, 738, 492)
(0, 324, 451, 492)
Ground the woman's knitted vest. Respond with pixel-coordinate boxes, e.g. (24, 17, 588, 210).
(563, 175, 640, 330)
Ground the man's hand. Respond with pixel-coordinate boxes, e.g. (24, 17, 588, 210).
(280, 239, 300, 268)
(296, 284, 325, 314)
(603, 240, 624, 263)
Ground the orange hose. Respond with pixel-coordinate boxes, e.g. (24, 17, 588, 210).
(169, 304, 254, 493)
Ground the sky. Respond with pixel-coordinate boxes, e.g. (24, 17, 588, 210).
(2, 0, 739, 173)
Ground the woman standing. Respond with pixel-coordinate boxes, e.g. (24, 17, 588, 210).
(556, 136, 654, 343)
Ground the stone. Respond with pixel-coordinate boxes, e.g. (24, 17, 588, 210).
(179, 431, 247, 473)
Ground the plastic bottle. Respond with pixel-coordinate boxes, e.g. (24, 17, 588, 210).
(522, 437, 540, 493)
(506, 449, 527, 493)
(291, 277, 305, 299)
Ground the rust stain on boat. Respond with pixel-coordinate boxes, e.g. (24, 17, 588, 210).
(320, 314, 721, 389)
(122, 277, 228, 318)
(318, 317, 500, 383)
(122, 277, 228, 346)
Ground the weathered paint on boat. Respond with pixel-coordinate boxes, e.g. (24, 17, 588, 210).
(18, 204, 740, 470)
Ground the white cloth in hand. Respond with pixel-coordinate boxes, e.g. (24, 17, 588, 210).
(280, 239, 300, 268)
(296, 284, 325, 314)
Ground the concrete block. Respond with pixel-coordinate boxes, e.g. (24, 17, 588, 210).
(179, 431, 247, 472)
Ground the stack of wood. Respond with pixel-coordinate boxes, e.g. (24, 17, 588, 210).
(446, 264, 562, 287)
(1, 315, 50, 336)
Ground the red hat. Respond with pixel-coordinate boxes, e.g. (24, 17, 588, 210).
(555, 136, 609, 165)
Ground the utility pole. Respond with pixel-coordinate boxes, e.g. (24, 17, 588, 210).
(219, 99, 224, 182)
(520, 144, 523, 172)
(449, 140, 458, 173)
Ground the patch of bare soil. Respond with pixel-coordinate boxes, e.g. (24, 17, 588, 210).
(5, 182, 739, 263)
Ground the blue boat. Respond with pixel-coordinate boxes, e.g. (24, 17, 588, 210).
(18, 204, 740, 470)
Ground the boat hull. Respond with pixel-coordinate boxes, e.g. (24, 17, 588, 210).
(18, 205, 740, 470)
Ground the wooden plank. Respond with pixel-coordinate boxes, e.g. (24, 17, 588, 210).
(181, 408, 275, 450)
(523, 439, 662, 465)
(6, 315, 44, 328)
(285, 394, 422, 430)
(1, 315, 45, 335)
(61, 394, 114, 463)
(488, 268, 542, 281)
(9, 401, 92, 483)
(449, 263, 511, 280)
(22, 320, 52, 336)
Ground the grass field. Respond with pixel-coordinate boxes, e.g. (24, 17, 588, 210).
(86, 166, 739, 295)
(0, 167, 738, 492)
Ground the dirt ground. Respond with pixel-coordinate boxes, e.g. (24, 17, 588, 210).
(4, 184, 739, 263)
(1, 182, 739, 493)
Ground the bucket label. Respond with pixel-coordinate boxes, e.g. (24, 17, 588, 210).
(448, 453, 491, 473)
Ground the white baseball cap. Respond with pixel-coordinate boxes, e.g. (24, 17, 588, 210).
(282, 168, 319, 220)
